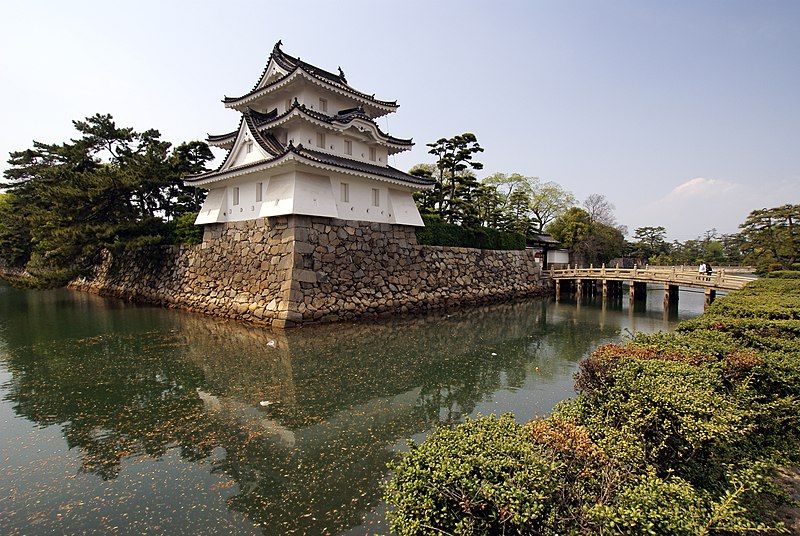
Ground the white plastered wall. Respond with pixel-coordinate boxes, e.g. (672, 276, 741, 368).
(195, 188, 228, 224)
(331, 173, 423, 226)
(388, 188, 424, 226)
(194, 166, 425, 226)
(258, 170, 338, 219)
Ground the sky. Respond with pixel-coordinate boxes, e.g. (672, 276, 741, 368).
(0, 0, 797, 240)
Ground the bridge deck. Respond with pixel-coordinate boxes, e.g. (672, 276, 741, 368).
(546, 267, 752, 292)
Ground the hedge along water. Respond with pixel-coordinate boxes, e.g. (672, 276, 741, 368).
(386, 273, 800, 535)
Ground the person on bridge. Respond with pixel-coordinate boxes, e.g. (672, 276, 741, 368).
(699, 262, 707, 274)
(705, 262, 713, 275)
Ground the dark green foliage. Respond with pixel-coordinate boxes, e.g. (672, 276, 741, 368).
(740, 204, 800, 273)
(418, 133, 485, 225)
(168, 212, 204, 246)
(546, 207, 624, 265)
(764, 270, 800, 279)
(415, 215, 525, 250)
(631, 226, 669, 260)
(629, 227, 745, 267)
(386, 415, 614, 535)
(0, 113, 212, 282)
(385, 275, 800, 534)
(0, 193, 32, 268)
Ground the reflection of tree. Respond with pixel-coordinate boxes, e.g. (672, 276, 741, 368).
(0, 287, 656, 534)
(4, 333, 216, 480)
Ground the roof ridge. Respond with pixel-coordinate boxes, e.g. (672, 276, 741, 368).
(224, 41, 398, 109)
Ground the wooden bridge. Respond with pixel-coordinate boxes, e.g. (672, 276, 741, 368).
(545, 266, 753, 308)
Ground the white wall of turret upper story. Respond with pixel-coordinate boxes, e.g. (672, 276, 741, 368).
(283, 87, 354, 117)
(285, 124, 388, 165)
(195, 167, 424, 227)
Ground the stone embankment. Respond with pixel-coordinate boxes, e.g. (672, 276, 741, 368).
(67, 216, 546, 327)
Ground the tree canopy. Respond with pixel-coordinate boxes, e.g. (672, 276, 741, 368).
(546, 207, 625, 265)
(0, 113, 212, 282)
(414, 133, 484, 226)
(739, 204, 800, 272)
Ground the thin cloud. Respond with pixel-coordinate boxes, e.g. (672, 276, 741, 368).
(664, 177, 737, 200)
(627, 177, 766, 239)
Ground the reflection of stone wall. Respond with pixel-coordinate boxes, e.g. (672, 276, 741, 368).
(70, 215, 546, 327)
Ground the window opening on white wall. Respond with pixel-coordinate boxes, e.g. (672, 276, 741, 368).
(344, 139, 352, 155)
(256, 182, 263, 202)
(340, 182, 350, 203)
(316, 132, 325, 149)
(285, 98, 292, 111)
(319, 98, 328, 112)
(246, 141, 253, 153)
(233, 187, 240, 206)
(369, 147, 377, 161)
(372, 188, 380, 207)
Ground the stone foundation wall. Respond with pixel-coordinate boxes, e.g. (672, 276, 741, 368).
(68, 216, 546, 327)
(70, 217, 297, 326)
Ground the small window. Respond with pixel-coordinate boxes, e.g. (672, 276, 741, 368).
(369, 147, 377, 161)
(246, 141, 253, 154)
(372, 188, 380, 207)
(256, 182, 263, 202)
(285, 98, 292, 111)
(316, 132, 325, 149)
(340, 182, 350, 203)
(319, 98, 328, 112)
(344, 139, 352, 155)
(233, 187, 240, 206)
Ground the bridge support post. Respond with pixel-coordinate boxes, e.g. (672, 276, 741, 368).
(704, 289, 717, 308)
(575, 279, 583, 299)
(663, 284, 679, 309)
(555, 279, 561, 301)
(602, 279, 609, 299)
(629, 281, 647, 306)
(608, 280, 621, 300)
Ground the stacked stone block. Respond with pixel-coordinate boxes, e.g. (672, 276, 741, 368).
(69, 216, 545, 328)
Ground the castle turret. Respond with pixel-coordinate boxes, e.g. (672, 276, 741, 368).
(186, 41, 433, 226)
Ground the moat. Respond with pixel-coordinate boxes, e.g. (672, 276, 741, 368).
(0, 281, 707, 535)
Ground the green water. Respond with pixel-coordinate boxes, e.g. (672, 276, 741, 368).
(0, 281, 705, 535)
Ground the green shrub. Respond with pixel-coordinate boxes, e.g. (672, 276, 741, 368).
(415, 215, 525, 250)
(386, 276, 800, 534)
(385, 414, 612, 535)
(572, 358, 747, 483)
(589, 474, 707, 535)
(764, 270, 800, 279)
(167, 212, 203, 245)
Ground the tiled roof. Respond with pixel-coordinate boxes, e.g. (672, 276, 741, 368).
(207, 131, 237, 145)
(243, 110, 284, 156)
(186, 142, 434, 188)
(296, 148, 434, 186)
(238, 100, 412, 147)
(223, 41, 398, 110)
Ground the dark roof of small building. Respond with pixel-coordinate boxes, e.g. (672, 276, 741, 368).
(223, 41, 398, 110)
(528, 232, 560, 246)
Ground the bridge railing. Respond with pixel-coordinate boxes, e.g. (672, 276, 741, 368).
(645, 265, 755, 274)
(545, 266, 752, 291)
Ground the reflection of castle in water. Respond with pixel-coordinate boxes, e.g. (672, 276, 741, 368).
(0, 288, 679, 534)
